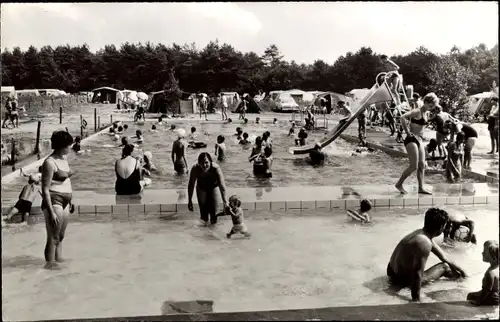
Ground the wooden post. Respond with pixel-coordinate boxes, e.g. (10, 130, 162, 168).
(94, 108, 97, 132)
(59, 105, 63, 124)
(34, 121, 41, 155)
(110, 115, 113, 126)
(80, 115, 84, 138)
(10, 138, 16, 171)
(98, 116, 101, 130)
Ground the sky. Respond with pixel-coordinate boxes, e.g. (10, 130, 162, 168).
(1, 2, 498, 64)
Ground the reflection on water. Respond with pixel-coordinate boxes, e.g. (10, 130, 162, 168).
(3, 121, 474, 192)
(2, 205, 498, 321)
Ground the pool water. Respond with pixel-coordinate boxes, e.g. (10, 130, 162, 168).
(2, 204, 498, 321)
(2, 120, 477, 193)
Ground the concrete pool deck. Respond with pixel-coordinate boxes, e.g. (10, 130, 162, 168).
(2, 182, 497, 219)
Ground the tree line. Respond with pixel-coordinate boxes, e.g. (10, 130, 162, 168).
(1, 41, 498, 115)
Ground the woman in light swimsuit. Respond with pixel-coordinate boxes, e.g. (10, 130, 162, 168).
(172, 128, 188, 174)
(395, 93, 438, 194)
(41, 131, 75, 269)
(188, 152, 228, 225)
(115, 144, 145, 195)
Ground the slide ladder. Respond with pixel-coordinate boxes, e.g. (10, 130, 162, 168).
(289, 72, 399, 155)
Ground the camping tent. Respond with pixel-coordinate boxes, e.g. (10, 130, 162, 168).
(311, 92, 354, 114)
(467, 91, 498, 116)
(16, 89, 40, 97)
(147, 90, 196, 114)
(233, 94, 262, 114)
(92, 87, 120, 104)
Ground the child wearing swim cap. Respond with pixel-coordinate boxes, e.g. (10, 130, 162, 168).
(467, 240, 499, 306)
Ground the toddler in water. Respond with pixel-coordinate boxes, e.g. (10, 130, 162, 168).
(217, 195, 251, 238)
(215, 135, 226, 162)
(467, 240, 499, 306)
(2, 174, 41, 223)
(346, 199, 372, 223)
(72, 136, 82, 153)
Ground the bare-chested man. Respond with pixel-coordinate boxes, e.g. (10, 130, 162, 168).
(171, 128, 188, 174)
(387, 207, 467, 301)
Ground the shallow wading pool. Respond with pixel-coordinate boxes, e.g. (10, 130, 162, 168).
(2, 204, 498, 321)
(2, 120, 479, 193)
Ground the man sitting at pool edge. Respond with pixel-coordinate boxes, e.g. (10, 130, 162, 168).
(387, 207, 467, 301)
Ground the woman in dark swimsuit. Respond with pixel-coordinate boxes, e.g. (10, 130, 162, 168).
(448, 121, 478, 170)
(188, 152, 228, 225)
(395, 93, 438, 194)
(249, 136, 267, 176)
(41, 131, 75, 269)
(115, 144, 144, 195)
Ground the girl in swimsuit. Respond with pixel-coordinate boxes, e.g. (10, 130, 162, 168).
(187, 152, 228, 225)
(395, 92, 438, 195)
(249, 136, 265, 175)
(41, 131, 75, 269)
(115, 144, 145, 195)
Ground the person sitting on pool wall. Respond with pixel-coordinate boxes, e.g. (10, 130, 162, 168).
(467, 240, 499, 306)
(188, 152, 228, 226)
(2, 174, 41, 223)
(387, 207, 467, 302)
(443, 211, 477, 244)
(171, 128, 188, 175)
(41, 130, 75, 269)
(115, 144, 148, 195)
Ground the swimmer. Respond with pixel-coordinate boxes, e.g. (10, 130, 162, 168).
(172, 128, 188, 174)
(225, 118, 233, 124)
(214, 135, 226, 162)
(242, 118, 248, 125)
(262, 131, 272, 148)
(3, 174, 42, 223)
(158, 116, 163, 125)
(123, 124, 128, 131)
(116, 125, 124, 134)
(346, 199, 372, 223)
(119, 137, 129, 147)
(443, 212, 476, 244)
(20, 166, 42, 182)
(235, 127, 243, 140)
(143, 151, 157, 173)
(467, 240, 499, 306)
(387, 208, 467, 302)
(256, 117, 260, 124)
(288, 122, 296, 136)
(151, 124, 157, 132)
(309, 142, 326, 166)
(273, 118, 278, 125)
(72, 136, 82, 153)
(260, 146, 273, 178)
(170, 124, 177, 131)
(131, 130, 143, 143)
(239, 132, 250, 145)
(112, 134, 120, 141)
(108, 127, 116, 135)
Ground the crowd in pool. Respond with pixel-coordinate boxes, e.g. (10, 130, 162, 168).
(2, 88, 499, 307)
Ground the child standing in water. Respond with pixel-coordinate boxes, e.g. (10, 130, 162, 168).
(215, 135, 226, 162)
(446, 131, 465, 183)
(467, 240, 499, 306)
(2, 174, 41, 223)
(219, 195, 251, 239)
(288, 122, 296, 136)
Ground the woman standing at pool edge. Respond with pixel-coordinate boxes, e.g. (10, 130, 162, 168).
(395, 93, 438, 195)
(188, 152, 228, 225)
(41, 131, 74, 269)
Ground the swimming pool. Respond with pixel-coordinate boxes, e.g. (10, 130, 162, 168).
(1, 120, 479, 193)
(2, 204, 498, 321)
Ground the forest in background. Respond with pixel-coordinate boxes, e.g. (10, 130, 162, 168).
(1, 41, 498, 117)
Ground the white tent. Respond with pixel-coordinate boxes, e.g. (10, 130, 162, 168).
(1, 86, 17, 99)
(467, 91, 498, 115)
